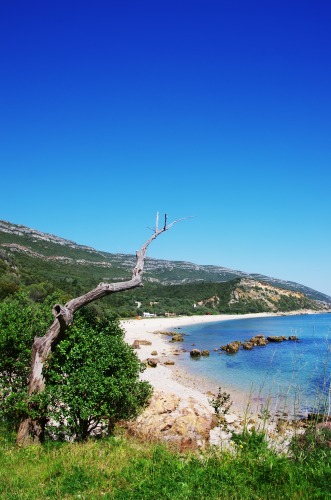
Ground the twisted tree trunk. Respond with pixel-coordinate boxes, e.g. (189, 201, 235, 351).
(16, 216, 183, 445)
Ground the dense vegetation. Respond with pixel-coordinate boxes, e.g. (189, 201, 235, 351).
(0, 245, 322, 319)
(1, 423, 330, 499)
(1, 219, 331, 307)
(0, 293, 151, 441)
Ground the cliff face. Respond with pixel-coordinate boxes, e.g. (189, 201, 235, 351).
(227, 278, 326, 312)
(194, 278, 328, 313)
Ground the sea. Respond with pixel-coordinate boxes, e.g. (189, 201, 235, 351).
(175, 313, 331, 417)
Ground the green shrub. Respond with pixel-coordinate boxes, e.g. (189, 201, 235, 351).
(43, 314, 152, 440)
(232, 428, 268, 455)
(0, 293, 52, 426)
(0, 296, 152, 440)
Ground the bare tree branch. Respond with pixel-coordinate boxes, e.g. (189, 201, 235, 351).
(16, 214, 188, 445)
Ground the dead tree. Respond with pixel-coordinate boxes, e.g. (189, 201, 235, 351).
(16, 215, 184, 446)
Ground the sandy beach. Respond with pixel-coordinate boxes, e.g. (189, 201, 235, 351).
(120, 312, 282, 415)
(120, 310, 331, 449)
(121, 310, 329, 417)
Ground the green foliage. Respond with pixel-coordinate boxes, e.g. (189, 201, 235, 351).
(0, 293, 53, 426)
(0, 431, 330, 499)
(1, 220, 327, 318)
(0, 295, 151, 439)
(232, 428, 269, 455)
(42, 313, 152, 440)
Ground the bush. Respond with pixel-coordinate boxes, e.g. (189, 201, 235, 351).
(43, 314, 152, 440)
(232, 428, 268, 455)
(0, 296, 152, 440)
(0, 293, 52, 426)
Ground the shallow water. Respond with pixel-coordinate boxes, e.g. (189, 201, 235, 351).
(176, 313, 331, 416)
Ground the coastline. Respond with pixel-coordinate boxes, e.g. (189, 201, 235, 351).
(120, 309, 328, 418)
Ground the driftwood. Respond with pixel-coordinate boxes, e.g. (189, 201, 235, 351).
(16, 215, 185, 445)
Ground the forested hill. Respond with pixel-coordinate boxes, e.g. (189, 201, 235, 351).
(0, 219, 330, 316)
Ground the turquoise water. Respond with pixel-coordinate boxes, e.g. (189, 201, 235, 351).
(176, 313, 331, 416)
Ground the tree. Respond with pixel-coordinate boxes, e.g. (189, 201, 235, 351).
(0, 293, 53, 428)
(16, 215, 184, 445)
(43, 314, 152, 441)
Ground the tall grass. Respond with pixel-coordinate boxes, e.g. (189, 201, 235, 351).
(0, 424, 330, 499)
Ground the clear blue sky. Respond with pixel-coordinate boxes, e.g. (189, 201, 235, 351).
(1, 1, 331, 296)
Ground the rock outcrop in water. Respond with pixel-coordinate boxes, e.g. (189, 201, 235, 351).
(190, 348, 201, 358)
(221, 341, 242, 353)
(219, 334, 298, 353)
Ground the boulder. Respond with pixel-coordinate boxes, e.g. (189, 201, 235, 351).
(154, 330, 178, 337)
(243, 342, 253, 350)
(201, 350, 210, 356)
(250, 335, 268, 346)
(190, 348, 201, 358)
(126, 391, 214, 451)
(171, 334, 184, 342)
(221, 341, 241, 354)
(147, 358, 159, 368)
(267, 336, 285, 342)
(132, 339, 152, 349)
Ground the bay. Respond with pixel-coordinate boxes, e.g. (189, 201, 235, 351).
(176, 313, 331, 416)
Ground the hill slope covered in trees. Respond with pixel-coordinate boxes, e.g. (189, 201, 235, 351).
(0, 219, 330, 316)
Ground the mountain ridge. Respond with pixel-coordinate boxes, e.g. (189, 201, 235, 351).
(1, 219, 330, 304)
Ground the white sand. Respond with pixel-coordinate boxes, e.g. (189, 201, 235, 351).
(120, 313, 277, 413)
(120, 310, 327, 415)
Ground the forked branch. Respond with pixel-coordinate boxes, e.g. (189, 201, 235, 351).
(16, 214, 188, 445)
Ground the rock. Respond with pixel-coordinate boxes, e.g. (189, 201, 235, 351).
(250, 335, 268, 346)
(151, 350, 158, 356)
(288, 335, 299, 341)
(243, 342, 253, 350)
(171, 334, 184, 342)
(164, 360, 175, 365)
(224, 413, 238, 425)
(154, 330, 178, 337)
(201, 350, 210, 356)
(209, 427, 232, 447)
(132, 339, 152, 349)
(267, 336, 285, 342)
(190, 349, 201, 358)
(126, 391, 214, 451)
(147, 358, 159, 367)
(221, 341, 241, 353)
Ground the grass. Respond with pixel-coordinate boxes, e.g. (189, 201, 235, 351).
(1, 424, 330, 499)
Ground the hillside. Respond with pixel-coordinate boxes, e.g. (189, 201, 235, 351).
(0, 219, 330, 315)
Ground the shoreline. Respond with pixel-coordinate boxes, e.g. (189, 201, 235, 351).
(120, 309, 329, 418)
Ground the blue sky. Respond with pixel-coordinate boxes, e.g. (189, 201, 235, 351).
(1, 1, 331, 296)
